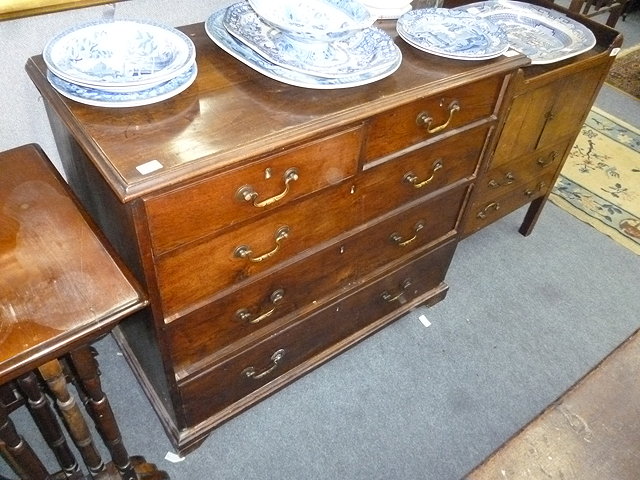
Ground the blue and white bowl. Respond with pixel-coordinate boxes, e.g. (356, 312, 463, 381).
(247, 0, 376, 42)
(43, 19, 196, 88)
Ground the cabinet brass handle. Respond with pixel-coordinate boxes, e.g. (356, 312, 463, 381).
(488, 172, 515, 188)
(242, 349, 286, 380)
(236, 168, 299, 208)
(476, 202, 500, 219)
(380, 279, 412, 304)
(235, 289, 285, 324)
(389, 221, 425, 247)
(537, 151, 557, 168)
(416, 101, 460, 134)
(404, 160, 444, 189)
(524, 182, 547, 197)
(234, 226, 290, 263)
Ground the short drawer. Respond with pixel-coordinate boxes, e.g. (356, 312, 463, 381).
(144, 125, 363, 254)
(363, 75, 503, 162)
(178, 240, 457, 426)
(463, 172, 558, 235)
(476, 139, 572, 199)
(358, 124, 490, 221)
(155, 182, 359, 317)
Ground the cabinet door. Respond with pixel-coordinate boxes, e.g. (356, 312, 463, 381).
(537, 66, 604, 148)
(492, 64, 605, 168)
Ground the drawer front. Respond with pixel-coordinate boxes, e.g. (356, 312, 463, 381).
(464, 172, 558, 235)
(352, 185, 467, 276)
(359, 124, 490, 222)
(179, 240, 457, 426)
(363, 76, 503, 162)
(144, 126, 363, 254)
(166, 187, 466, 373)
(156, 182, 359, 316)
(475, 139, 572, 200)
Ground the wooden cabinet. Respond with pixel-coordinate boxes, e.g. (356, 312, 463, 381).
(460, 0, 621, 236)
(25, 1, 620, 455)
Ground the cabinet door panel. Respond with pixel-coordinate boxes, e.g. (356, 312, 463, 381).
(538, 67, 604, 147)
(491, 83, 557, 167)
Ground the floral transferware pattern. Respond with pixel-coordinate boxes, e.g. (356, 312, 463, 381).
(551, 107, 640, 255)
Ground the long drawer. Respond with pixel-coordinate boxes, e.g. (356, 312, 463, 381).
(166, 186, 467, 373)
(178, 239, 457, 427)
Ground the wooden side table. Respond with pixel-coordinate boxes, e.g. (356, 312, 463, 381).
(0, 144, 168, 480)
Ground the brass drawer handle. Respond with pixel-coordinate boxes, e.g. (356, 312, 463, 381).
(380, 279, 412, 304)
(488, 172, 515, 188)
(476, 202, 500, 219)
(234, 226, 290, 263)
(525, 182, 547, 197)
(242, 349, 286, 380)
(404, 160, 444, 189)
(537, 151, 557, 168)
(235, 289, 285, 324)
(236, 168, 299, 208)
(416, 100, 460, 134)
(389, 221, 425, 247)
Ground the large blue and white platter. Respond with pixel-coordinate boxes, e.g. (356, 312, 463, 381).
(455, 0, 596, 64)
(206, 8, 401, 89)
(47, 64, 197, 108)
(43, 19, 196, 87)
(396, 8, 509, 60)
(223, 2, 400, 78)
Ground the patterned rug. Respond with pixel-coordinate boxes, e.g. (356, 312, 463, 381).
(550, 107, 640, 255)
(606, 45, 640, 99)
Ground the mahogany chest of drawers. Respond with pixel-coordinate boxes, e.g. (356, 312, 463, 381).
(25, 2, 619, 454)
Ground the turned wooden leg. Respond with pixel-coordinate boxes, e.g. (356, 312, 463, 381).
(38, 359, 107, 477)
(67, 346, 170, 480)
(66, 346, 136, 480)
(16, 371, 81, 477)
(0, 395, 51, 480)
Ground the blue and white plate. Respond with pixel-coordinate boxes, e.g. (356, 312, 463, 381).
(397, 8, 509, 60)
(455, 0, 596, 64)
(206, 8, 401, 89)
(43, 19, 196, 88)
(223, 2, 400, 78)
(47, 64, 197, 108)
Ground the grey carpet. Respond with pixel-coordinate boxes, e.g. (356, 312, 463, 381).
(5, 202, 637, 480)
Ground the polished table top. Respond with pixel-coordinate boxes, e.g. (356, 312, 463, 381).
(0, 144, 147, 384)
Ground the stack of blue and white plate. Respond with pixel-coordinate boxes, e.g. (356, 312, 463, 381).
(205, 0, 402, 89)
(43, 19, 197, 108)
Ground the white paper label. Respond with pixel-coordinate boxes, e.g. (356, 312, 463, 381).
(419, 315, 431, 328)
(164, 452, 184, 463)
(136, 159, 163, 175)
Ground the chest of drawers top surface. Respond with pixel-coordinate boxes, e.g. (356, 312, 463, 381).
(26, 21, 528, 202)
